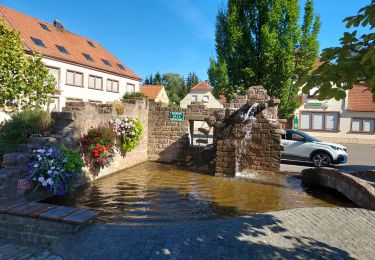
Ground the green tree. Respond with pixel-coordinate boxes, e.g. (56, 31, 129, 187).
(162, 73, 185, 105)
(301, 0, 375, 101)
(0, 18, 56, 109)
(208, 0, 320, 117)
(143, 71, 201, 105)
(185, 72, 200, 96)
(143, 74, 153, 85)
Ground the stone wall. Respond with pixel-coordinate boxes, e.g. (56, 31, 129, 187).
(0, 99, 149, 201)
(148, 102, 221, 163)
(210, 86, 283, 176)
(52, 99, 149, 181)
(0, 213, 80, 244)
(302, 168, 375, 210)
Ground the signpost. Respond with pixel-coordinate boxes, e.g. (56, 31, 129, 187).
(169, 112, 185, 121)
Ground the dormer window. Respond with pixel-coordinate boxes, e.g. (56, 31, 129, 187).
(56, 45, 69, 54)
(101, 59, 112, 66)
(117, 64, 125, 70)
(82, 53, 94, 61)
(39, 23, 50, 31)
(87, 41, 95, 47)
(31, 37, 46, 48)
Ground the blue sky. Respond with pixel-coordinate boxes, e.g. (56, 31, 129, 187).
(0, 0, 371, 81)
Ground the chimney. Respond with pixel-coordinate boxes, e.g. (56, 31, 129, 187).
(53, 20, 64, 31)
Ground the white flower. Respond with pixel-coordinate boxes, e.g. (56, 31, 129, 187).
(33, 164, 39, 168)
(38, 176, 44, 182)
(42, 180, 48, 187)
(47, 170, 52, 174)
(51, 166, 55, 170)
(46, 178, 53, 185)
(37, 149, 45, 153)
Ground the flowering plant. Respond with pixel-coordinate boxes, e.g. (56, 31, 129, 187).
(28, 147, 83, 195)
(81, 126, 116, 168)
(110, 116, 143, 153)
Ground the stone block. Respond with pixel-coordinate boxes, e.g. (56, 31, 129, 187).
(39, 206, 78, 221)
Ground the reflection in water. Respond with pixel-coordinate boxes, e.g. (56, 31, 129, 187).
(43, 162, 354, 226)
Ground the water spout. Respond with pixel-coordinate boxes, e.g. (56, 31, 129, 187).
(241, 103, 259, 122)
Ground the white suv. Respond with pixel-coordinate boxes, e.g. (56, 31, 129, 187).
(281, 129, 348, 167)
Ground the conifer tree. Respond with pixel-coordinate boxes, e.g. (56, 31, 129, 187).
(208, 0, 320, 117)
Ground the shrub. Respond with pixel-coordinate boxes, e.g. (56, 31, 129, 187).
(110, 116, 143, 153)
(113, 100, 125, 115)
(0, 109, 53, 156)
(28, 147, 83, 195)
(81, 126, 116, 168)
(122, 92, 146, 101)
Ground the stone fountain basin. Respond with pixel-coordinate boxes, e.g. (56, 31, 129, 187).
(302, 168, 375, 210)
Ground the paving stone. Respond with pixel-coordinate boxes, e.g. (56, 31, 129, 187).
(61, 209, 99, 224)
(7, 202, 50, 216)
(29, 204, 58, 218)
(39, 206, 78, 221)
(1, 207, 375, 259)
(0, 199, 29, 213)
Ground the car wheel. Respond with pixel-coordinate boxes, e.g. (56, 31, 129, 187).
(311, 152, 331, 167)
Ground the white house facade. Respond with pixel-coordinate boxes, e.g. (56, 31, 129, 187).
(0, 5, 141, 112)
(293, 83, 375, 144)
(43, 58, 140, 111)
(180, 82, 223, 109)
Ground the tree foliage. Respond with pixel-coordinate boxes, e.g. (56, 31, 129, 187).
(0, 18, 56, 109)
(208, 0, 320, 117)
(301, 0, 375, 101)
(143, 71, 200, 105)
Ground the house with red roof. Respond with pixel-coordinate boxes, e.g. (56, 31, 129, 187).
(0, 5, 141, 111)
(140, 85, 169, 104)
(180, 81, 222, 108)
(293, 82, 375, 144)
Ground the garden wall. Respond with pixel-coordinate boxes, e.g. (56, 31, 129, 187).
(52, 99, 149, 181)
(148, 102, 222, 163)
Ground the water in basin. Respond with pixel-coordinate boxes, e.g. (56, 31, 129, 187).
(43, 162, 354, 225)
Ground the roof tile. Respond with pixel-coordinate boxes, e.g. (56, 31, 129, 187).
(140, 85, 164, 100)
(190, 81, 211, 92)
(0, 5, 140, 81)
(348, 83, 375, 112)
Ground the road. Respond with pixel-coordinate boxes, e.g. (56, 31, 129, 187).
(280, 143, 375, 173)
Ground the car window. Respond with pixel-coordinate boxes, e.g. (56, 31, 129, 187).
(291, 133, 305, 142)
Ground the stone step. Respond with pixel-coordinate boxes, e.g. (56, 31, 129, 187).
(0, 200, 99, 225)
(2, 152, 31, 167)
(28, 137, 59, 147)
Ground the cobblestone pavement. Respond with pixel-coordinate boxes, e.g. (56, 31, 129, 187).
(0, 239, 60, 260)
(2, 207, 375, 259)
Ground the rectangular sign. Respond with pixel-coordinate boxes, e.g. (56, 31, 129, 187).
(169, 112, 185, 121)
(307, 102, 323, 108)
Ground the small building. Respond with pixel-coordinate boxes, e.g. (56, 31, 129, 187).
(140, 85, 169, 104)
(180, 81, 223, 108)
(293, 82, 375, 144)
(0, 5, 141, 111)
